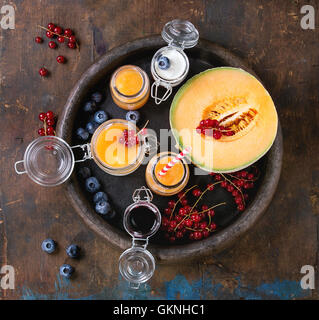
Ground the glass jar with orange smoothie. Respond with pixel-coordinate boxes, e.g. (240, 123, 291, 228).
(145, 152, 190, 196)
(110, 65, 150, 110)
(91, 119, 149, 176)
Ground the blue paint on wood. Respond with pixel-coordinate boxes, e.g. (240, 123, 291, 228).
(20, 273, 311, 300)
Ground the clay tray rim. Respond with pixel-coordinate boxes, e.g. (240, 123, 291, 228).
(57, 36, 283, 263)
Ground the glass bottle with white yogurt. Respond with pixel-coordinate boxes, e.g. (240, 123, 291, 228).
(151, 20, 199, 105)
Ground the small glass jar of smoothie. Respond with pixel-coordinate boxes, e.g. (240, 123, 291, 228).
(145, 151, 190, 196)
(91, 119, 151, 176)
(150, 20, 199, 104)
(110, 65, 150, 110)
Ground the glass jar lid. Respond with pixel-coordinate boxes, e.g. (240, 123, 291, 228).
(161, 19, 199, 49)
(16, 136, 75, 187)
(119, 247, 155, 286)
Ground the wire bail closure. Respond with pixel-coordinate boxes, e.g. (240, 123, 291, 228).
(151, 80, 172, 105)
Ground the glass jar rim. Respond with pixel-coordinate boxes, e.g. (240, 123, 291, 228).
(111, 65, 149, 99)
(151, 47, 189, 85)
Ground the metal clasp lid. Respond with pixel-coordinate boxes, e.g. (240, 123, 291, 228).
(71, 143, 92, 163)
(132, 186, 153, 203)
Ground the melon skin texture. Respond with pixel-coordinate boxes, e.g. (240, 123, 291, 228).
(169, 67, 278, 173)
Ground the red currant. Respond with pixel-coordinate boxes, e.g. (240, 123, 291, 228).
(192, 189, 201, 197)
(64, 28, 73, 37)
(213, 130, 222, 140)
(169, 220, 177, 229)
(178, 192, 184, 199)
(38, 128, 45, 136)
(191, 214, 201, 223)
(168, 200, 175, 209)
(179, 208, 187, 216)
(196, 126, 202, 134)
(56, 55, 66, 64)
(164, 208, 171, 216)
(53, 26, 63, 35)
(189, 233, 195, 240)
(214, 174, 222, 181)
(57, 36, 65, 43)
(46, 126, 54, 135)
(181, 199, 188, 206)
(221, 181, 228, 188)
(69, 35, 76, 43)
(48, 41, 57, 49)
(68, 41, 76, 49)
(203, 230, 210, 238)
(235, 196, 243, 205)
(199, 222, 208, 229)
(210, 223, 217, 230)
(39, 68, 48, 77)
(184, 219, 193, 227)
(244, 182, 250, 189)
(227, 185, 234, 192)
(46, 118, 55, 126)
(201, 205, 208, 211)
(237, 204, 245, 211)
(193, 231, 203, 240)
(47, 23, 55, 31)
(208, 209, 215, 217)
(207, 183, 214, 191)
(46, 111, 54, 119)
(46, 31, 54, 38)
(176, 231, 183, 239)
(184, 205, 191, 214)
(38, 112, 46, 121)
(35, 36, 43, 43)
(232, 190, 239, 197)
(247, 173, 254, 180)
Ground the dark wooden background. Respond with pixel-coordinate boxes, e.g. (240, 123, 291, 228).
(0, 0, 318, 299)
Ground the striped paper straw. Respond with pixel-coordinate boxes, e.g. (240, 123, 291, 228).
(158, 147, 191, 176)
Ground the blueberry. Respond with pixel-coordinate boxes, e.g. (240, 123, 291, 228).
(59, 264, 74, 279)
(91, 92, 103, 104)
(158, 56, 170, 70)
(126, 111, 140, 123)
(85, 177, 100, 193)
(95, 200, 111, 215)
(78, 167, 91, 179)
(83, 100, 97, 113)
(66, 244, 81, 259)
(86, 121, 99, 134)
(93, 110, 108, 124)
(76, 127, 89, 141)
(93, 191, 109, 203)
(41, 239, 56, 254)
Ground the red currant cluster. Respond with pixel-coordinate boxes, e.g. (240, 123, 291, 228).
(161, 167, 260, 243)
(36, 23, 78, 77)
(161, 184, 224, 243)
(37, 111, 56, 136)
(209, 168, 259, 212)
(196, 118, 235, 140)
(118, 129, 139, 147)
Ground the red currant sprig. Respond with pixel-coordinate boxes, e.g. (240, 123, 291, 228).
(38, 110, 56, 137)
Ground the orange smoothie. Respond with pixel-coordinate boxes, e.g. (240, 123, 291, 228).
(94, 123, 139, 168)
(115, 69, 143, 95)
(154, 156, 184, 186)
(110, 65, 150, 110)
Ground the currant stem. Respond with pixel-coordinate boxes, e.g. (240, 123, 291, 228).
(221, 173, 245, 205)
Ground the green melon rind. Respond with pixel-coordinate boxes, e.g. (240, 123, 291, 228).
(169, 67, 278, 173)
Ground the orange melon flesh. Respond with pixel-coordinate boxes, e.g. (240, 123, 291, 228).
(169, 67, 278, 172)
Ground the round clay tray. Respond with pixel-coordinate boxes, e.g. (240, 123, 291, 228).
(57, 36, 283, 262)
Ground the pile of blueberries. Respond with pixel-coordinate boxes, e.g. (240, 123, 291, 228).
(79, 166, 115, 218)
(76, 91, 141, 141)
(41, 240, 80, 279)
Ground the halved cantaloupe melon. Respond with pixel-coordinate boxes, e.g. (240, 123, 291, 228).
(169, 67, 278, 172)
